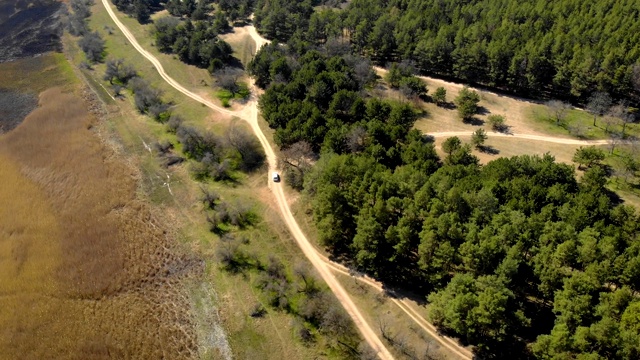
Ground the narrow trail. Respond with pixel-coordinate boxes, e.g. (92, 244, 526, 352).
(429, 131, 611, 145)
(100, 1, 393, 358)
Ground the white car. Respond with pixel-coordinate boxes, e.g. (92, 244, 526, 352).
(272, 172, 280, 182)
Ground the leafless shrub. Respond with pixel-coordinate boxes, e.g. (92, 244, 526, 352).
(166, 114, 183, 134)
(294, 262, 319, 295)
(358, 342, 378, 360)
(250, 303, 266, 318)
(226, 123, 265, 171)
(545, 100, 570, 125)
(153, 140, 173, 155)
(292, 318, 314, 343)
(201, 188, 220, 210)
(320, 305, 353, 338)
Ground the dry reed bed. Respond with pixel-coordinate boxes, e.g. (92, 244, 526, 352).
(0, 88, 203, 359)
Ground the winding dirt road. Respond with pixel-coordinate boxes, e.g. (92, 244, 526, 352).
(100, 1, 394, 358)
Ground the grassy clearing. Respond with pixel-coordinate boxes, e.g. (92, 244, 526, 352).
(216, 84, 250, 107)
(430, 135, 590, 166)
(0, 53, 77, 93)
(381, 72, 640, 208)
(87, 2, 214, 119)
(219, 26, 256, 67)
(529, 106, 640, 140)
(393, 70, 639, 142)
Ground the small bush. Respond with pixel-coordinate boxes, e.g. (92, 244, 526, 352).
(166, 114, 183, 133)
(250, 303, 266, 318)
(487, 114, 507, 131)
(292, 319, 314, 344)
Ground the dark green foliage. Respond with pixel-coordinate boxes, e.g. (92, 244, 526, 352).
(487, 114, 507, 132)
(253, 0, 313, 42)
(335, 0, 640, 103)
(112, 0, 162, 24)
(442, 136, 462, 156)
(399, 76, 427, 100)
(133, 0, 150, 23)
(154, 17, 233, 72)
(471, 128, 488, 149)
(176, 125, 224, 162)
(454, 87, 480, 121)
(432, 87, 447, 106)
(245, 27, 640, 360)
(573, 146, 606, 169)
(255, 49, 395, 154)
(217, 0, 254, 22)
(306, 143, 640, 357)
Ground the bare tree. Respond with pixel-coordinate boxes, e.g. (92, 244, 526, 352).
(201, 188, 220, 210)
(347, 126, 368, 153)
(321, 305, 353, 338)
(609, 102, 636, 137)
(104, 58, 136, 85)
(608, 131, 623, 154)
(324, 37, 351, 57)
(546, 100, 570, 125)
(214, 67, 241, 94)
(226, 123, 265, 171)
(602, 112, 621, 133)
(281, 141, 315, 169)
(586, 91, 612, 127)
(79, 31, 105, 63)
(358, 342, 378, 360)
(568, 121, 587, 138)
(293, 262, 319, 294)
(343, 55, 377, 88)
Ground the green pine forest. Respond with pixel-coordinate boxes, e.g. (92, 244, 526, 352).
(249, 43, 640, 359)
(254, 0, 640, 104)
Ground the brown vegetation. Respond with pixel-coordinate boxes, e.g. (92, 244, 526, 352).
(0, 87, 202, 359)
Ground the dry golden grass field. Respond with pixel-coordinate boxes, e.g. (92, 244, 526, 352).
(0, 56, 204, 359)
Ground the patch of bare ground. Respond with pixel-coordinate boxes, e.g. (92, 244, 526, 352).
(431, 135, 591, 166)
(374, 67, 573, 138)
(219, 26, 256, 67)
(0, 87, 205, 359)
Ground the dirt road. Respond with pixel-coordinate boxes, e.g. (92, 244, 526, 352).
(429, 131, 611, 145)
(100, 1, 394, 358)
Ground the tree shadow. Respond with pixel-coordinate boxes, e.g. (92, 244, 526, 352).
(226, 56, 245, 70)
(439, 101, 456, 110)
(477, 105, 490, 115)
(463, 117, 485, 126)
(494, 125, 513, 135)
(478, 145, 500, 155)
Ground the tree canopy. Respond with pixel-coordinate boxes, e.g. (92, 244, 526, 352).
(252, 0, 640, 105)
(251, 45, 640, 358)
